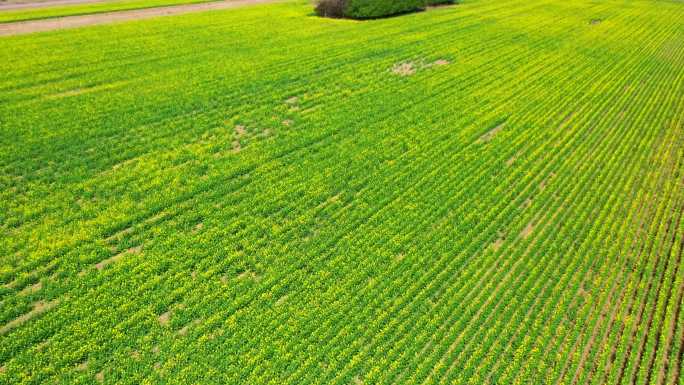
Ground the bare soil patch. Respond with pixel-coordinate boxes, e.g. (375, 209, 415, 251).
(392, 62, 416, 76)
(520, 221, 534, 239)
(178, 319, 200, 335)
(231, 140, 241, 153)
(390, 59, 449, 77)
(506, 153, 518, 166)
(478, 122, 506, 143)
(158, 311, 171, 326)
(237, 270, 258, 280)
(0, 0, 106, 11)
(0, 299, 59, 335)
(103, 224, 134, 243)
(234, 124, 246, 136)
(95, 245, 141, 270)
(492, 236, 505, 251)
(19, 281, 42, 295)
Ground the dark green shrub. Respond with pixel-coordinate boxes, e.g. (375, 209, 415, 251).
(343, 0, 425, 19)
(314, 0, 347, 18)
(314, 0, 455, 19)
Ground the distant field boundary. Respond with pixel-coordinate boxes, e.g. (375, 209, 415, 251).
(0, 0, 110, 12)
(0, 0, 281, 36)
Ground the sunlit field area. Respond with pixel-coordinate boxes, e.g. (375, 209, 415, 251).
(1, 0, 683, 384)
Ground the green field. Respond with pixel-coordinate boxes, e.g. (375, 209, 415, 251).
(1, 0, 684, 384)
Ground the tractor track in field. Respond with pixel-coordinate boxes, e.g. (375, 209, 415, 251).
(0, 0, 282, 36)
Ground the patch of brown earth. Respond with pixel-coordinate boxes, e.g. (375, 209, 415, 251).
(104, 225, 134, 243)
(282, 119, 293, 127)
(95, 371, 104, 383)
(76, 361, 88, 371)
(492, 236, 505, 252)
(237, 270, 258, 280)
(506, 154, 518, 166)
(234, 125, 246, 136)
(539, 172, 555, 191)
(231, 140, 241, 153)
(178, 319, 201, 336)
(95, 245, 141, 271)
(0, 0, 106, 11)
(19, 281, 42, 296)
(0, 300, 59, 335)
(520, 222, 534, 239)
(392, 62, 416, 76)
(478, 123, 506, 143)
(158, 311, 171, 326)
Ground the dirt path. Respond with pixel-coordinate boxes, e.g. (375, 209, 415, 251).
(0, 0, 281, 36)
(0, 0, 108, 12)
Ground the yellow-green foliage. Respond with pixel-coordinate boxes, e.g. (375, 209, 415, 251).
(1, 0, 683, 384)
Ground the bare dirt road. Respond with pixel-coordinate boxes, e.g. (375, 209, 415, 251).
(0, 0, 108, 12)
(0, 0, 281, 36)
